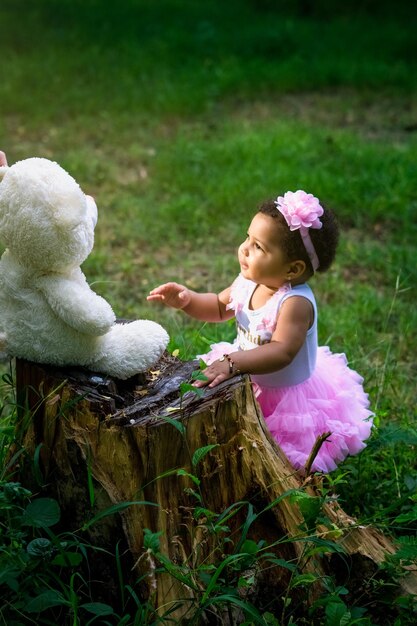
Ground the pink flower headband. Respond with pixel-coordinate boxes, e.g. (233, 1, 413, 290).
(274, 190, 323, 271)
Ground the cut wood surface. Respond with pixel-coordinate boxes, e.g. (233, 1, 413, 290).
(14, 355, 417, 620)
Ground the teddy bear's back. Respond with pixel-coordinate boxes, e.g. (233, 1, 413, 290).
(0, 156, 169, 377)
(0, 252, 104, 366)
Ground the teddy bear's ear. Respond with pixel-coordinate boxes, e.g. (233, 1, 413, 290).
(0, 166, 8, 181)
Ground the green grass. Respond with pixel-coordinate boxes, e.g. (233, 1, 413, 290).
(1, 0, 417, 621)
(1, 0, 417, 124)
(1, 0, 416, 505)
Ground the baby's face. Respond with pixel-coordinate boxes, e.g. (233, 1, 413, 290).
(238, 212, 291, 289)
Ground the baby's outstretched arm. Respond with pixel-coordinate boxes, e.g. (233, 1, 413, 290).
(148, 282, 233, 323)
(148, 282, 192, 309)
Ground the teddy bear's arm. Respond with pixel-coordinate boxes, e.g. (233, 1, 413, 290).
(37, 275, 116, 336)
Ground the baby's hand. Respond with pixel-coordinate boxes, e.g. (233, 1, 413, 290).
(147, 282, 191, 309)
(0, 151, 8, 167)
(193, 358, 235, 389)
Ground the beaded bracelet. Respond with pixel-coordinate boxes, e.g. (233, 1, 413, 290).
(219, 353, 241, 375)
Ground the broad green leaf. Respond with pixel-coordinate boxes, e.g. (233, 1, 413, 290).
(81, 602, 114, 616)
(2, 482, 31, 499)
(144, 528, 163, 552)
(193, 506, 216, 520)
(0, 567, 20, 590)
(27, 537, 53, 558)
(180, 382, 205, 398)
(240, 539, 259, 555)
(156, 552, 198, 590)
(26, 589, 69, 613)
(2, 371, 14, 386)
(160, 415, 186, 435)
(394, 505, 417, 524)
(325, 599, 350, 626)
(180, 382, 196, 394)
(52, 551, 83, 567)
(22, 498, 60, 528)
(191, 369, 208, 381)
(177, 468, 200, 486)
(392, 541, 417, 562)
(192, 444, 219, 467)
(290, 491, 322, 527)
(291, 573, 318, 588)
(238, 575, 254, 588)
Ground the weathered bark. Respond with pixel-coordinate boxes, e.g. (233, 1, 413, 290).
(13, 356, 417, 621)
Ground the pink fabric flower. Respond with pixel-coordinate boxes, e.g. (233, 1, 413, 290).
(275, 190, 323, 231)
(226, 294, 243, 313)
(227, 299, 243, 314)
(227, 275, 253, 313)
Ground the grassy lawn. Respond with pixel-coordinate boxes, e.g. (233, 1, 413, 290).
(1, 0, 417, 512)
(1, 0, 417, 621)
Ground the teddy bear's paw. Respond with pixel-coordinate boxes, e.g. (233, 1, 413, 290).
(90, 320, 169, 379)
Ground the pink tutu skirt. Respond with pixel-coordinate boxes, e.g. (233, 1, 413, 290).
(198, 344, 373, 473)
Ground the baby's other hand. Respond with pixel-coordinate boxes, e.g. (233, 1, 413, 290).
(147, 282, 191, 309)
(0, 151, 8, 167)
(193, 358, 234, 389)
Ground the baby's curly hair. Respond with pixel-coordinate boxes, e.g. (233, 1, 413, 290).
(258, 199, 339, 274)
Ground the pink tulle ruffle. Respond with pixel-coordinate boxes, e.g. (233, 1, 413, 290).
(198, 344, 373, 474)
(196, 341, 237, 365)
(254, 346, 373, 473)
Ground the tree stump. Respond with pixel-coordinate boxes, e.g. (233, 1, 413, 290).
(13, 355, 417, 622)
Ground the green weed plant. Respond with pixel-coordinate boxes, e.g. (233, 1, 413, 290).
(0, 375, 416, 624)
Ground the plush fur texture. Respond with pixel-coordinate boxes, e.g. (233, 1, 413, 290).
(0, 157, 169, 379)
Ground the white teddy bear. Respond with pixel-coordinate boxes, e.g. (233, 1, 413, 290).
(0, 156, 169, 379)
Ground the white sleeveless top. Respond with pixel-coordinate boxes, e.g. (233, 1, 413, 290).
(227, 275, 318, 388)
